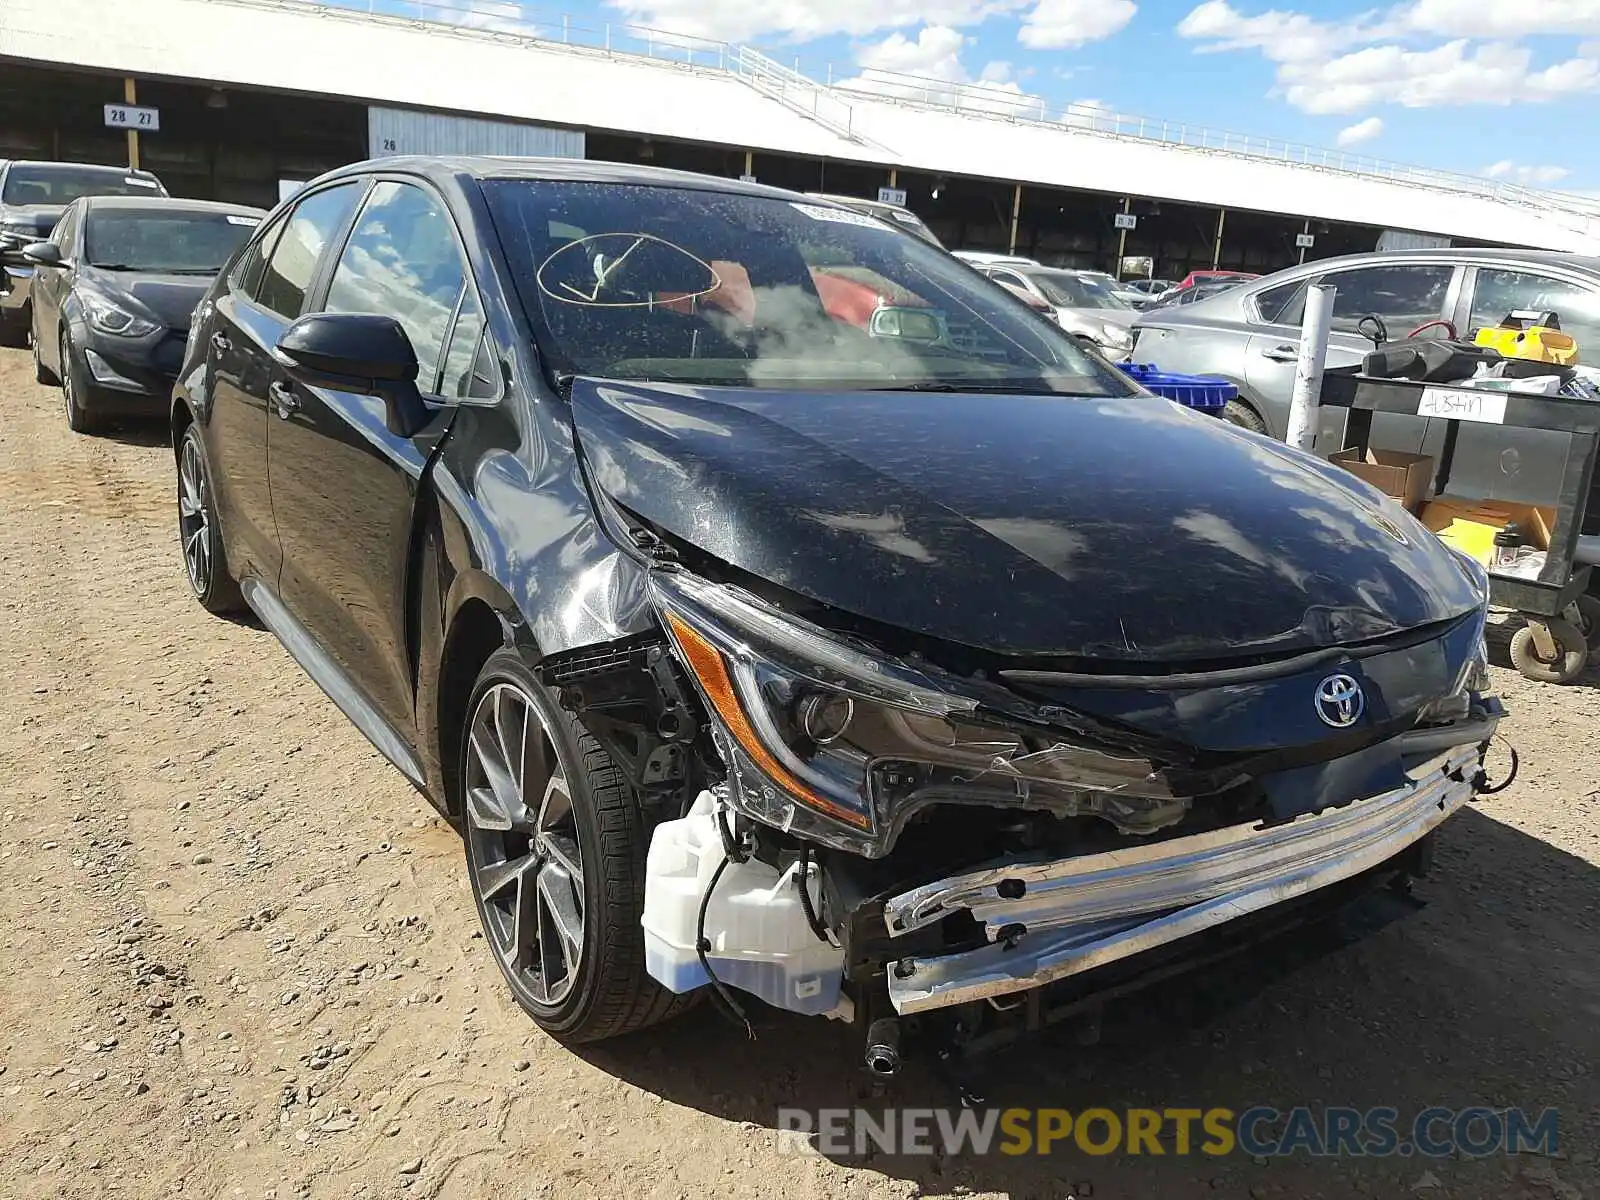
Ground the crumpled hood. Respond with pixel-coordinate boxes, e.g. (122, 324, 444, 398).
(571, 378, 1480, 663)
(81, 267, 211, 331)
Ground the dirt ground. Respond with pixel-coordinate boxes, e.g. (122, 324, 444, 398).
(0, 346, 1597, 1200)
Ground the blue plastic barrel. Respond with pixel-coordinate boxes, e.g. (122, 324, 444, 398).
(1116, 362, 1236, 415)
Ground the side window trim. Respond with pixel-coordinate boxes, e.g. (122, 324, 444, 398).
(431, 281, 470, 397)
(1454, 264, 1480, 333)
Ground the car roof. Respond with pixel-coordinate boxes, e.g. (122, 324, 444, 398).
(1288, 247, 1600, 275)
(952, 250, 1039, 265)
(7, 159, 160, 177)
(317, 155, 825, 204)
(82, 196, 264, 216)
(808, 192, 897, 211)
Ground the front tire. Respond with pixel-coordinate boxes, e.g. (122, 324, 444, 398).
(177, 424, 245, 615)
(60, 329, 102, 436)
(460, 650, 688, 1043)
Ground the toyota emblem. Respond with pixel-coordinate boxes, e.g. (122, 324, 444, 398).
(1314, 673, 1365, 728)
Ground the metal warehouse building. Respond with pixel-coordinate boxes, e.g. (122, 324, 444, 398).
(4, 0, 1600, 279)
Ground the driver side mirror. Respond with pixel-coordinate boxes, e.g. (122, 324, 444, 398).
(273, 312, 429, 438)
(20, 242, 61, 267)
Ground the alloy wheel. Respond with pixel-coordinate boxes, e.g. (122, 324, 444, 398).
(60, 331, 77, 423)
(178, 437, 213, 595)
(465, 682, 586, 1008)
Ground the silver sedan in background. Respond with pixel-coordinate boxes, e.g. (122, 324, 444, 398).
(1128, 246, 1600, 507)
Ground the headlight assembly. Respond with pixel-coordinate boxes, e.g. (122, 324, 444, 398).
(82, 291, 161, 338)
(651, 570, 1187, 857)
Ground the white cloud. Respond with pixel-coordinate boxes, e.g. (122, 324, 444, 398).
(1179, 2, 1600, 115)
(1061, 97, 1120, 130)
(1403, 0, 1600, 39)
(1279, 40, 1600, 113)
(611, 0, 1022, 44)
(1485, 159, 1571, 185)
(1020, 0, 1138, 48)
(1176, 0, 1389, 62)
(856, 24, 968, 77)
(1335, 115, 1384, 145)
(843, 25, 1047, 117)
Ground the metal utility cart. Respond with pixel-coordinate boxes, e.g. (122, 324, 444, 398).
(1318, 367, 1600, 684)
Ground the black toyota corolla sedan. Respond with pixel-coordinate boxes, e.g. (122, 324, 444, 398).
(29, 196, 263, 433)
(173, 157, 1504, 1059)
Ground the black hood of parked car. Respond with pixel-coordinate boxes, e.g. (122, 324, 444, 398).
(570, 379, 1481, 664)
(80, 266, 213, 331)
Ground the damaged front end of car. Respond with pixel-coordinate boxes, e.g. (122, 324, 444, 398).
(539, 537, 1504, 1068)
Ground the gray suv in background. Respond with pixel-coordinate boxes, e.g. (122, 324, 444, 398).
(1131, 248, 1600, 437)
(0, 160, 168, 346)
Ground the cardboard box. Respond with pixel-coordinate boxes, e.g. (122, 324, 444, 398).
(1418, 496, 1554, 565)
(1329, 447, 1434, 514)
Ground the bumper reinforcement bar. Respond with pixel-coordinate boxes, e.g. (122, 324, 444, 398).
(883, 743, 1481, 1015)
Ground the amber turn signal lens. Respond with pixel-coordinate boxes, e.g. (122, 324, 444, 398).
(664, 611, 873, 831)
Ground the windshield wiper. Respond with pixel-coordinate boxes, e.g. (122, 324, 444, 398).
(866, 382, 1048, 394)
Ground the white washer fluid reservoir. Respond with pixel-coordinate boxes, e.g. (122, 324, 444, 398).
(642, 791, 843, 1016)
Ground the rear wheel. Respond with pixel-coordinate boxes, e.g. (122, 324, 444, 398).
(60, 330, 102, 436)
(460, 650, 689, 1043)
(1221, 398, 1268, 435)
(177, 424, 244, 615)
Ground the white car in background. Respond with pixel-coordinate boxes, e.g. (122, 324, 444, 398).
(953, 253, 1138, 356)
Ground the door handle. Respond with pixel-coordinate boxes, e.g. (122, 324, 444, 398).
(269, 381, 300, 419)
(211, 331, 232, 354)
(1261, 344, 1300, 363)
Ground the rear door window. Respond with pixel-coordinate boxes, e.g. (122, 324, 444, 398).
(231, 210, 287, 298)
(256, 183, 361, 320)
(1467, 268, 1600, 355)
(1320, 264, 1453, 335)
(50, 203, 79, 254)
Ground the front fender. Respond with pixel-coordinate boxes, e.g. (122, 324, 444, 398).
(413, 400, 656, 805)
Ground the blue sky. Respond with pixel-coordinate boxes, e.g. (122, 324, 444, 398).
(359, 0, 1600, 189)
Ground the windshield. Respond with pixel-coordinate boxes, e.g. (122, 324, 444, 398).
(3, 166, 163, 206)
(1030, 269, 1134, 311)
(86, 211, 258, 273)
(485, 181, 1135, 396)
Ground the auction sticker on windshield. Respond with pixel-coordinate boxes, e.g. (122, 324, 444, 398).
(790, 202, 890, 230)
